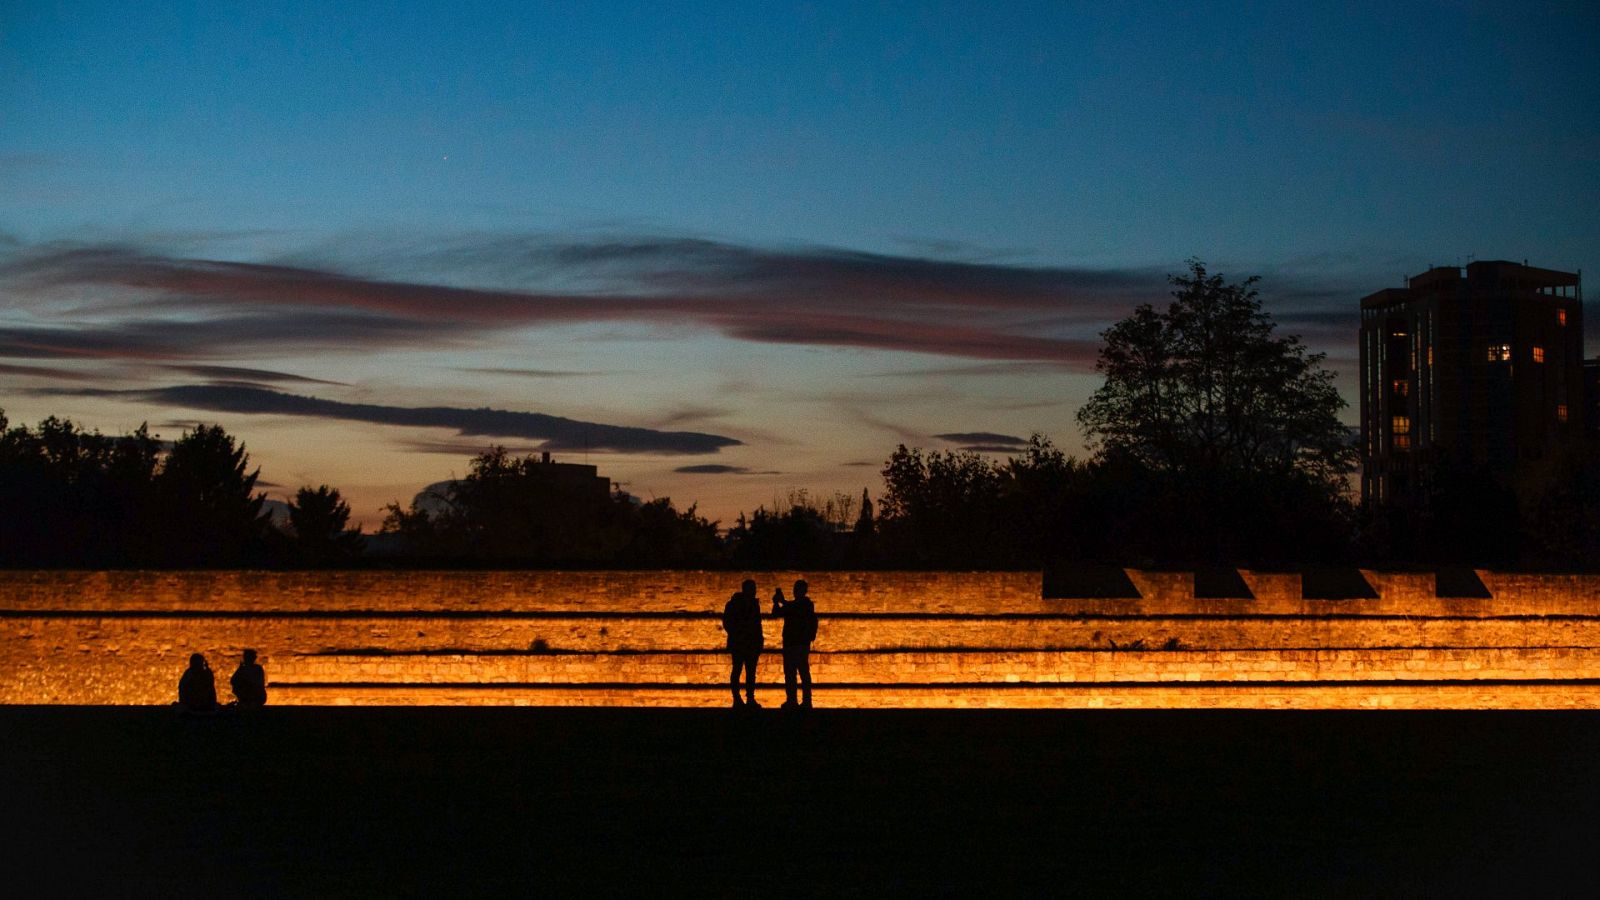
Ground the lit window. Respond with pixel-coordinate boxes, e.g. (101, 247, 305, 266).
(1558, 404, 1569, 423)
(1392, 379, 1409, 397)
(1558, 309, 1567, 327)
(1392, 416, 1411, 435)
(1532, 345, 1545, 363)
(1394, 435, 1412, 451)
(1486, 344, 1512, 362)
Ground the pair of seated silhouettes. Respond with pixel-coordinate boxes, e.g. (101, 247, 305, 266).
(176, 650, 267, 713)
(723, 578, 819, 710)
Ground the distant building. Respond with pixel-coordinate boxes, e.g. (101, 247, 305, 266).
(527, 451, 612, 499)
(408, 451, 611, 515)
(1359, 260, 1583, 508)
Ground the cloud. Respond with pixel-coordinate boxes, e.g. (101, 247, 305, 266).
(934, 431, 1029, 447)
(454, 367, 603, 378)
(36, 384, 739, 455)
(0, 362, 104, 381)
(2, 237, 1362, 369)
(396, 439, 553, 456)
(951, 444, 1029, 454)
(650, 405, 731, 429)
(159, 364, 347, 386)
(0, 239, 1167, 369)
(673, 464, 781, 475)
(0, 313, 463, 360)
(871, 361, 1072, 377)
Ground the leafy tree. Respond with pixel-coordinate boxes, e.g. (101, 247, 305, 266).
(156, 424, 269, 565)
(725, 489, 868, 568)
(287, 484, 364, 564)
(620, 498, 722, 566)
(999, 434, 1091, 564)
(727, 505, 836, 568)
(381, 447, 720, 565)
(0, 414, 266, 567)
(1075, 260, 1357, 564)
(1079, 259, 1353, 482)
(877, 445, 1011, 566)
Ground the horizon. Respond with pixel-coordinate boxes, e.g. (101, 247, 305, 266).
(3, 2, 1597, 527)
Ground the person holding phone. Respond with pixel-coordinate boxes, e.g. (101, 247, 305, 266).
(772, 579, 819, 710)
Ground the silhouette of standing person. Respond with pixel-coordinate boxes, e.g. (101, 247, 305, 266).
(230, 648, 267, 708)
(177, 653, 219, 713)
(722, 578, 764, 709)
(773, 579, 819, 709)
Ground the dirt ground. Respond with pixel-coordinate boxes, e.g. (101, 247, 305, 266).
(2, 707, 1596, 897)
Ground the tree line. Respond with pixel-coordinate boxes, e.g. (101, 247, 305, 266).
(5, 261, 1597, 569)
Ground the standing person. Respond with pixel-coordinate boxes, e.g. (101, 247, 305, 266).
(176, 653, 218, 713)
(722, 578, 764, 709)
(774, 579, 819, 710)
(230, 648, 267, 707)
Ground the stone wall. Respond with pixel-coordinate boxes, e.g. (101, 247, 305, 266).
(3, 569, 1599, 708)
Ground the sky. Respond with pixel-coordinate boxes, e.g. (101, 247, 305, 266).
(2, 1, 1597, 527)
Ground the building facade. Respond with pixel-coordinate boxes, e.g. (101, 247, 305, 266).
(1359, 260, 1583, 508)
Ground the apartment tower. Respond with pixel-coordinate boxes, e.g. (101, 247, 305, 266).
(1359, 260, 1583, 508)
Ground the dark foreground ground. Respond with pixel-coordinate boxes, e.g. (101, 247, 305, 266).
(2, 707, 1597, 897)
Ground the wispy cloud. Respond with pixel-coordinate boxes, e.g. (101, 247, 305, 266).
(0, 238, 1176, 369)
(453, 367, 604, 378)
(159, 364, 347, 385)
(673, 464, 782, 475)
(871, 361, 1071, 378)
(0, 313, 463, 360)
(1, 236, 1364, 369)
(34, 384, 741, 455)
(934, 431, 1028, 446)
(396, 439, 553, 457)
(0, 362, 105, 381)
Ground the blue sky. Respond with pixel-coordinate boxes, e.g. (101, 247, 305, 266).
(3, 1, 1597, 524)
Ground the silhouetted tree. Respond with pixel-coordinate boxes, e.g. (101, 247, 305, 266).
(286, 485, 364, 564)
(620, 498, 723, 566)
(0, 413, 270, 567)
(725, 490, 862, 568)
(877, 445, 1013, 566)
(381, 447, 720, 565)
(853, 488, 874, 536)
(1079, 260, 1353, 481)
(156, 424, 270, 566)
(1075, 260, 1357, 564)
(998, 434, 1091, 565)
(727, 505, 834, 568)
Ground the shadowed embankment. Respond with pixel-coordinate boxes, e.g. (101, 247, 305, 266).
(2, 707, 1597, 896)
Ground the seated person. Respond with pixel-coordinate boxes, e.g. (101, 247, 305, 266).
(176, 653, 219, 713)
(230, 649, 267, 707)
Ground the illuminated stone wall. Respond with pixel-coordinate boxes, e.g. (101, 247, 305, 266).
(3, 569, 1599, 708)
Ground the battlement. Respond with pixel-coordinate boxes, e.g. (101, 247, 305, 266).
(3, 569, 1599, 708)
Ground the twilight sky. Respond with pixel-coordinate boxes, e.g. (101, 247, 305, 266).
(2, 1, 1597, 527)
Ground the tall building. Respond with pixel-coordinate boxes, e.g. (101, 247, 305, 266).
(1359, 260, 1583, 508)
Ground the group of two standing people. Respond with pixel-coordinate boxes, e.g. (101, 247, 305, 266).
(722, 578, 818, 710)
